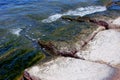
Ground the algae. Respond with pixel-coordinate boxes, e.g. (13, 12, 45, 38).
(0, 36, 45, 80)
(0, 48, 45, 80)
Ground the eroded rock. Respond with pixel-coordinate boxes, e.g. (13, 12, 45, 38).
(22, 17, 120, 80)
(25, 57, 115, 80)
(76, 17, 120, 65)
(38, 40, 81, 59)
(78, 30, 120, 65)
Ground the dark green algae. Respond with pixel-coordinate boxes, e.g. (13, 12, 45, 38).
(1, 6, 120, 80)
(0, 20, 97, 80)
(0, 35, 45, 80)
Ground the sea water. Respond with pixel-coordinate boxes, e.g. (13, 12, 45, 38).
(0, 0, 120, 79)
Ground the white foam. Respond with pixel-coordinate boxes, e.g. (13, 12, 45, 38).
(42, 14, 62, 23)
(27, 57, 114, 80)
(10, 28, 22, 36)
(42, 6, 107, 23)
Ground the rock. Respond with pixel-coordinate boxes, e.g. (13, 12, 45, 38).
(112, 17, 120, 25)
(24, 57, 115, 80)
(62, 16, 109, 29)
(108, 17, 120, 29)
(76, 17, 120, 65)
(38, 40, 81, 59)
(22, 17, 120, 80)
(79, 30, 120, 65)
(21, 71, 40, 80)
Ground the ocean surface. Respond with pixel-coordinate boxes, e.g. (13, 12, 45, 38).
(0, 0, 120, 80)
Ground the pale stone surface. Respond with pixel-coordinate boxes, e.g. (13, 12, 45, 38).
(76, 17, 120, 65)
(80, 30, 120, 65)
(26, 57, 114, 80)
(112, 17, 120, 25)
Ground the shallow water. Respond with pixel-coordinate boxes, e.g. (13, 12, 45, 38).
(0, 0, 120, 80)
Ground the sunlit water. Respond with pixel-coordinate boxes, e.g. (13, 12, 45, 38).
(0, 0, 120, 79)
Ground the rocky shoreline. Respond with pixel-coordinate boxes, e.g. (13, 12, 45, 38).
(21, 17, 120, 80)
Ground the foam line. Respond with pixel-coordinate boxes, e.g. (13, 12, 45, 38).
(42, 6, 107, 23)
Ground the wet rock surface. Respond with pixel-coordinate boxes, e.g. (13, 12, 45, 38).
(22, 17, 120, 80)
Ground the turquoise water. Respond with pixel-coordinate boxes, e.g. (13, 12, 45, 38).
(0, 0, 120, 80)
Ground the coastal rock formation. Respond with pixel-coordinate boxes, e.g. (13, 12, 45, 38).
(78, 29, 120, 65)
(112, 17, 120, 25)
(77, 17, 120, 65)
(25, 57, 115, 80)
(22, 17, 120, 80)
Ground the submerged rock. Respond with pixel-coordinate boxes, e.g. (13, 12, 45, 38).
(38, 40, 81, 59)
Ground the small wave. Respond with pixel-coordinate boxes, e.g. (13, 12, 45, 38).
(10, 28, 22, 36)
(42, 14, 62, 23)
(42, 6, 107, 23)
